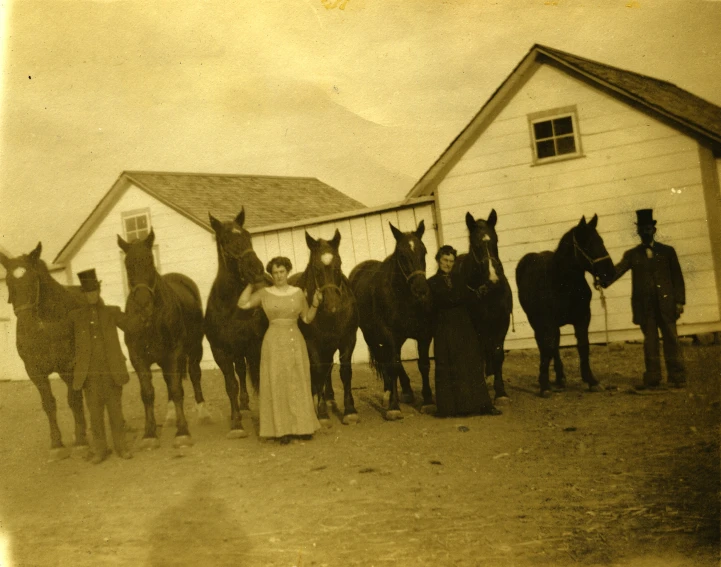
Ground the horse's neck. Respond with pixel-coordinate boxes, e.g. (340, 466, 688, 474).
(552, 233, 585, 280)
(212, 266, 248, 303)
(387, 254, 409, 290)
(39, 276, 76, 319)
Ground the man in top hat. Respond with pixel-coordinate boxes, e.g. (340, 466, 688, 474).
(606, 209, 686, 389)
(69, 269, 139, 463)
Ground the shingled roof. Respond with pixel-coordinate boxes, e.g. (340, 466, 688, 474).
(54, 171, 365, 263)
(407, 44, 721, 198)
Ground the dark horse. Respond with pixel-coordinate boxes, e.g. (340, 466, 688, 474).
(349, 221, 434, 420)
(516, 214, 615, 397)
(289, 229, 359, 426)
(456, 210, 512, 402)
(117, 229, 206, 448)
(0, 244, 88, 459)
(205, 208, 269, 439)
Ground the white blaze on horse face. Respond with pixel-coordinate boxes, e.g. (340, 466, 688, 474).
(12, 267, 26, 279)
(488, 258, 499, 283)
(482, 234, 491, 242)
(409, 241, 415, 252)
(321, 252, 333, 266)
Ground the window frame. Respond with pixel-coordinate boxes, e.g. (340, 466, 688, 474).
(121, 208, 152, 243)
(527, 106, 583, 165)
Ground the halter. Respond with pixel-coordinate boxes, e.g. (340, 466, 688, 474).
(13, 280, 40, 316)
(467, 240, 501, 296)
(313, 268, 344, 296)
(572, 232, 611, 271)
(396, 257, 426, 283)
(129, 273, 157, 301)
(221, 244, 256, 270)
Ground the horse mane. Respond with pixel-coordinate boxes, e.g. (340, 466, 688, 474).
(34, 258, 84, 319)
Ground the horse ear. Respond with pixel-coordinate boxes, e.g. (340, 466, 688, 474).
(29, 242, 42, 262)
(465, 212, 475, 231)
(330, 228, 341, 249)
(390, 223, 403, 242)
(415, 220, 425, 239)
(209, 213, 222, 234)
(578, 216, 587, 228)
(488, 209, 498, 228)
(305, 231, 318, 250)
(145, 229, 156, 248)
(117, 235, 131, 253)
(588, 214, 598, 229)
(234, 207, 245, 228)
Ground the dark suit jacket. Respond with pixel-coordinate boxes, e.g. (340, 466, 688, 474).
(68, 305, 134, 390)
(612, 242, 685, 326)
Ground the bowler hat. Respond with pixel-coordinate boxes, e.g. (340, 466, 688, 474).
(635, 209, 657, 227)
(77, 269, 101, 292)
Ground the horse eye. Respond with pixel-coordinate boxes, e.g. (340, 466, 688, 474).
(12, 267, 26, 279)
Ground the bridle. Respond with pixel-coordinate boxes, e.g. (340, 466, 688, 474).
(396, 247, 426, 283)
(572, 232, 611, 273)
(129, 271, 158, 303)
(467, 237, 501, 297)
(313, 265, 345, 297)
(12, 280, 40, 316)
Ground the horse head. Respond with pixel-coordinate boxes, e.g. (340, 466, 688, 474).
(117, 229, 157, 325)
(209, 208, 265, 286)
(0, 242, 44, 316)
(465, 210, 503, 286)
(571, 214, 615, 287)
(389, 220, 431, 307)
(305, 229, 344, 314)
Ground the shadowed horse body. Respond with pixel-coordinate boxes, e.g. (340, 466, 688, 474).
(349, 221, 434, 420)
(117, 230, 206, 448)
(516, 215, 615, 396)
(205, 209, 269, 438)
(0, 243, 88, 459)
(456, 210, 512, 402)
(289, 229, 359, 426)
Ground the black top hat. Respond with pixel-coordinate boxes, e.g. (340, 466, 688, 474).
(635, 209, 657, 226)
(77, 269, 101, 292)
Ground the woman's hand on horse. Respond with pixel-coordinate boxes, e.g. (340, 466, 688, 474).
(312, 289, 323, 307)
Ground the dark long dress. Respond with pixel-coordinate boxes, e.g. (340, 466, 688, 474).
(428, 270, 494, 417)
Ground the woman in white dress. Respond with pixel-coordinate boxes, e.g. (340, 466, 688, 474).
(238, 256, 323, 444)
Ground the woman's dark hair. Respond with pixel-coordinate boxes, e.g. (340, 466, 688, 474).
(435, 245, 458, 262)
(266, 256, 292, 274)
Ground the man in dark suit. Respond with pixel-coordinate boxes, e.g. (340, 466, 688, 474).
(608, 209, 686, 389)
(70, 269, 138, 463)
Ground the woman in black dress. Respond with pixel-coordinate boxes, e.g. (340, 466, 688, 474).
(428, 245, 501, 418)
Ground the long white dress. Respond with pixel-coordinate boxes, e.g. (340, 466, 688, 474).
(258, 286, 321, 438)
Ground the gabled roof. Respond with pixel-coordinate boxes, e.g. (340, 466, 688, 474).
(54, 171, 365, 264)
(407, 43, 721, 199)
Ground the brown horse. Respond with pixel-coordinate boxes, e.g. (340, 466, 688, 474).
(205, 209, 269, 438)
(349, 221, 435, 420)
(289, 229, 359, 426)
(0, 243, 88, 459)
(117, 230, 206, 448)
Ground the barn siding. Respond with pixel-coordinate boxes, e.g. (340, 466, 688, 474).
(436, 63, 721, 348)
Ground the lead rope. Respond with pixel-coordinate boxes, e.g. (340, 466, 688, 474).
(594, 278, 611, 378)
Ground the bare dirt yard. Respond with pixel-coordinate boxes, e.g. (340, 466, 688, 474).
(0, 340, 718, 567)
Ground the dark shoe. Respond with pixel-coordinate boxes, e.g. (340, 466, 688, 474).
(278, 436, 291, 445)
(481, 407, 502, 416)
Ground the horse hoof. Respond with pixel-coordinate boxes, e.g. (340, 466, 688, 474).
(385, 410, 403, 421)
(173, 435, 194, 448)
(319, 418, 333, 429)
(326, 399, 338, 410)
(139, 437, 161, 450)
(227, 429, 249, 439)
(195, 403, 213, 425)
(342, 413, 360, 425)
(420, 404, 437, 415)
(382, 391, 392, 408)
(49, 447, 71, 461)
(494, 396, 512, 405)
(400, 393, 415, 404)
(72, 444, 91, 458)
(588, 384, 605, 393)
(540, 390, 553, 398)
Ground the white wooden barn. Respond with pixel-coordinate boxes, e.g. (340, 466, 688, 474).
(0, 171, 437, 379)
(406, 44, 721, 349)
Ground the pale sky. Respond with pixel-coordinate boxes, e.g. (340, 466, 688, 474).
(1, 0, 720, 261)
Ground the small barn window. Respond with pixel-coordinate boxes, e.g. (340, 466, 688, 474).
(122, 209, 151, 242)
(528, 107, 582, 164)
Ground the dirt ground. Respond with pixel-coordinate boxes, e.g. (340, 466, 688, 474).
(0, 340, 718, 567)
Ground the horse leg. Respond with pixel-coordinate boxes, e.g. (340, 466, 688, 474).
(396, 343, 415, 404)
(186, 342, 210, 424)
(315, 351, 334, 428)
(212, 345, 246, 438)
(491, 342, 511, 402)
(417, 335, 435, 412)
(324, 360, 337, 408)
(29, 370, 70, 459)
(534, 328, 554, 398)
(163, 357, 193, 447)
(339, 335, 359, 424)
(574, 322, 602, 391)
(134, 360, 160, 449)
(163, 374, 176, 427)
(552, 351, 567, 390)
(62, 372, 89, 449)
